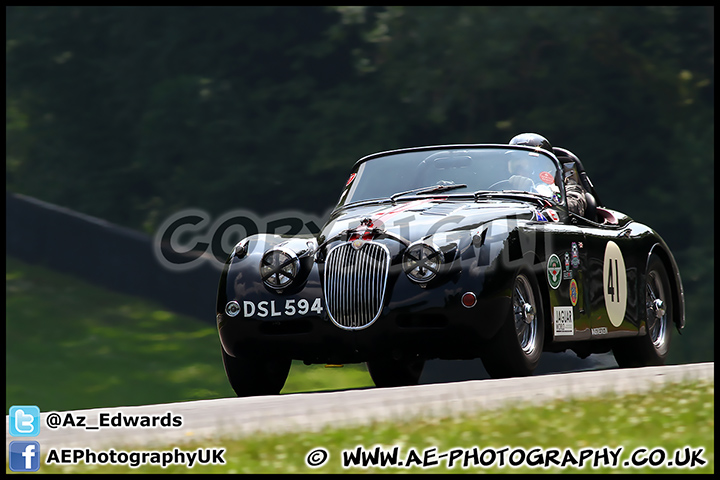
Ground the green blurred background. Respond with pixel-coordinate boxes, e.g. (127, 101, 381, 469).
(6, 6, 713, 405)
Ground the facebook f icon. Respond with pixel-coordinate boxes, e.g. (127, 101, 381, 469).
(9, 441, 41, 472)
(9, 405, 40, 436)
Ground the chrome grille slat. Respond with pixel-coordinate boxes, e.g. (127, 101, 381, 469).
(324, 242, 390, 330)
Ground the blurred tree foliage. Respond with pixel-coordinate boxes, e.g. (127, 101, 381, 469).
(6, 6, 713, 362)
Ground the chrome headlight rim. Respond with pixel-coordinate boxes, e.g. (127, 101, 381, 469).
(260, 246, 300, 290)
(403, 240, 444, 284)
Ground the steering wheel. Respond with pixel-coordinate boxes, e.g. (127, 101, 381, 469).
(490, 177, 539, 193)
(488, 179, 511, 190)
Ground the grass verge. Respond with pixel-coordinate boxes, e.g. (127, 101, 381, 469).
(5, 255, 373, 413)
(19, 379, 715, 474)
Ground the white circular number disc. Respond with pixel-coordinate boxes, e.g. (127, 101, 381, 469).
(603, 241, 627, 327)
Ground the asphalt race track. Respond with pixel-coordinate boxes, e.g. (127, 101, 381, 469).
(6, 362, 713, 451)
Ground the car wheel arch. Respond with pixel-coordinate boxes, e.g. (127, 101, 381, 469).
(646, 243, 684, 334)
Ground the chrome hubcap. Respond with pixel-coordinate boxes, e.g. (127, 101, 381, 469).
(646, 271, 668, 351)
(522, 303, 535, 324)
(652, 298, 665, 319)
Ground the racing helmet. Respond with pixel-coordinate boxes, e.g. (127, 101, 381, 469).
(509, 133, 553, 153)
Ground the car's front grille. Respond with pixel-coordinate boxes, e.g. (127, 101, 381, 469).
(323, 241, 390, 330)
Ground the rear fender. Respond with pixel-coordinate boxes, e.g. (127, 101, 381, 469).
(647, 242, 685, 333)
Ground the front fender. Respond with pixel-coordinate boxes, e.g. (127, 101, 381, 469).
(216, 233, 319, 313)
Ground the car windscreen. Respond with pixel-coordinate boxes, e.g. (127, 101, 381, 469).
(336, 146, 563, 207)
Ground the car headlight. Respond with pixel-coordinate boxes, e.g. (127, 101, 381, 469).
(403, 241, 443, 283)
(260, 247, 300, 290)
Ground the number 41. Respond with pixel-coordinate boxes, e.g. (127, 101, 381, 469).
(607, 259, 620, 303)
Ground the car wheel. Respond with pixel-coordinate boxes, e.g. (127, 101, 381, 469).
(613, 254, 672, 368)
(481, 268, 544, 378)
(221, 348, 291, 397)
(366, 357, 425, 388)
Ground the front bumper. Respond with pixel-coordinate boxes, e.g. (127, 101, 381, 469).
(217, 291, 510, 364)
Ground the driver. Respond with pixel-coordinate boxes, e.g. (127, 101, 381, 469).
(506, 133, 553, 191)
(506, 155, 535, 191)
(508, 133, 587, 216)
(560, 154, 588, 217)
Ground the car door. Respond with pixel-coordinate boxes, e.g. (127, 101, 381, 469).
(575, 213, 642, 339)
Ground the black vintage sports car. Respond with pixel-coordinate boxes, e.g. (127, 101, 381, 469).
(216, 142, 685, 396)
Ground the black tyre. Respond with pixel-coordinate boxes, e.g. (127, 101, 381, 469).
(366, 357, 425, 388)
(613, 254, 672, 368)
(221, 348, 291, 397)
(480, 268, 544, 378)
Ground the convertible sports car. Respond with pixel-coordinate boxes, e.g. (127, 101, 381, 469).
(216, 139, 685, 396)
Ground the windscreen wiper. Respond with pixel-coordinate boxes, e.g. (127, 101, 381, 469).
(335, 183, 469, 213)
(473, 189, 553, 208)
(390, 183, 468, 205)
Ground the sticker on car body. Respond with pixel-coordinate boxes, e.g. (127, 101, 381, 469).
(554, 306, 574, 336)
(547, 254, 562, 289)
(569, 279, 578, 306)
(544, 209, 559, 222)
(571, 242, 580, 269)
(563, 252, 573, 280)
(591, 327, 608, 336)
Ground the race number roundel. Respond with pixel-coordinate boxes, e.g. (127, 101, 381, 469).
(602, 241, 627, 327)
